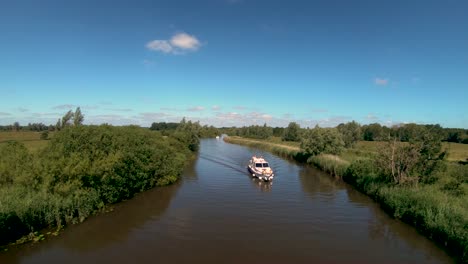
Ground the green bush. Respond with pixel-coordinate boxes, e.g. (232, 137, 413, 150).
(0, 141, 34, 187)
(0, 124, 194, 246)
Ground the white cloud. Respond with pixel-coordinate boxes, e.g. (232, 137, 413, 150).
(187, 106, 205, 112)
(87, 114, 140, 126)
(170, 33, 200, 50)
(0, 112, 11, 116)
(146, 40, 173, 53)
(314, 116, 351, 127)
(211, 105, 221, 111)
(374, 78, 389, 86)
(146, 33, 201, 54)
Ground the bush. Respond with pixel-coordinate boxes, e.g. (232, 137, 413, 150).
(0, 124, 194, 246)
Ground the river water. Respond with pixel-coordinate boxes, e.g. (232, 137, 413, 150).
(0, 139, 453, 263)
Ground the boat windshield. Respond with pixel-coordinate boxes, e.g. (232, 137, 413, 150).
(255, 163, 262, 168)
(262, 163, 269, 167)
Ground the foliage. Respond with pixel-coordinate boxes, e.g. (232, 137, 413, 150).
(0, 123, 195, 246)
(362, 123, 384, 141)
(40, 131, 49, 140)
(272, 127, 285, 137)
(0, 142, 34, 187)
(73, 107, 84, 126)
(337, 121, 361, 148)
(150, 122, 179, 131)
(173, 118, 201, 152)
(307, 154, 349, 177)
(199, 125, 220, 138)
(61, 110, 74, 128)
(375, 128, 447, 185)
(236, 124, 273, 139)
(300, 125, 345, 156)
(282, 122, 301, 142)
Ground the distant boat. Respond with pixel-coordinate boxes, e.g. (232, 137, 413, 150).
(216, 135, 220, 139)
(247, 155, 274, 181)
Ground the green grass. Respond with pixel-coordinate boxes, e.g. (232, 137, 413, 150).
(0, 131, 52, 152)
(444, 142, 468, 162)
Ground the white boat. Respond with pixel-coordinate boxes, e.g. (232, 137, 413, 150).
(247, 156, 274, 181)
(216, 135, 220, 139)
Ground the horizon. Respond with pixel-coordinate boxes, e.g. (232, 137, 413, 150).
(1, 0, 467, 129)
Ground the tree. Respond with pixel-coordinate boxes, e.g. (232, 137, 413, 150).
(272, 127, 284, 137)
(13, 122, 20, 131)
(362, 123, 383, 141)
(337, 121, 361, 148)
(61, 110, 73, 128)
(40, 131, 49, 140)
(73, 107, 84, 126)
(282, 122, 301, 142)
(301, 125, 345, 156)
(174, 118, 201, 152)
(375, 127, 446, 185)
(55, 119, 62, 131)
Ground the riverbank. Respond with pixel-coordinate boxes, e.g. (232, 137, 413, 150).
(0, 125, 196, 249)
(224, 136, 468, 263)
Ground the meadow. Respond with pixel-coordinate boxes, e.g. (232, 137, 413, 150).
(0, 131, 52, 152)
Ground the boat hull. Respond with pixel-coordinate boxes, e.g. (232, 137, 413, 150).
(248, 166, 274, 182)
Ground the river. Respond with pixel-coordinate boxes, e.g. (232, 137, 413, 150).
(0, 139, 453, 263)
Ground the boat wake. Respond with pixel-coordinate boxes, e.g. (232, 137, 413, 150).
(198, 154, 247, 175)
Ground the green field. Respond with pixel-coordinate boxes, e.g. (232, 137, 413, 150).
(0, 131, 52, 152)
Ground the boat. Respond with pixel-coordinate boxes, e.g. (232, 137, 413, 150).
(247, 155, 274, 181)
(216, 135, 220, 139)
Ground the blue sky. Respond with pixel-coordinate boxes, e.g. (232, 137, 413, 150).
(1, 0, 467, 128)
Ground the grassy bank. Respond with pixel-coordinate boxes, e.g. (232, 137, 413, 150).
(224, 136, 468, 263)
(0, 125, 195, 248)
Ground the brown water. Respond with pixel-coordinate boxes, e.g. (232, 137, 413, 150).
(0, 139, 453, 263)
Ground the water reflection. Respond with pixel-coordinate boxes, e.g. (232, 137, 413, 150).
(250, 178, 273, 192)
(298, 166, 343, 201)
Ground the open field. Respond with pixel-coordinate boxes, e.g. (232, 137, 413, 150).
(0, 131, 52, 152)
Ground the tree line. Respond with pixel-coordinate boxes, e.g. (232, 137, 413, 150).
(218, 122, 468, 144)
